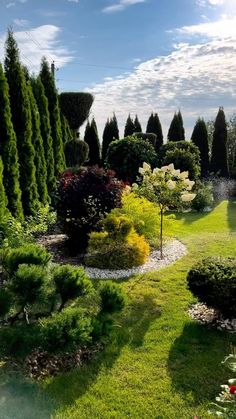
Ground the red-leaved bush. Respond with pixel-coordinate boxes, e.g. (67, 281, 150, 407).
(56, 166, 125, 251)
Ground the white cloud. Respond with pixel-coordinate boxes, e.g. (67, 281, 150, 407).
(6, 2, 16, 8)
(67, 0, 79, 2)
(103, 0, 146, 13)
(0, 25, 73, 72)
(176, 16, 236, 39)
(13, 18, 29, 27)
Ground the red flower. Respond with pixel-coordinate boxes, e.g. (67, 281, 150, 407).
(229, 385, 236, 394)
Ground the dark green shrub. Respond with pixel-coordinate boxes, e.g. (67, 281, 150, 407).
(0, 289, 12, 317)
(59, 92, 94, 134)
(39, 307, 93, 351)
(64, 139, 89, 168)
(10, 264, 48, 307)
(3, 244, 51, 275)
(106, 136, 157, 183)
(192, 181, 214, 211)
(0, 324, 41, 356)
(134, 132, 157, 148)
(99, 281, 126, 314)
(53, 264, 92, 311)
(187, 257, 236, 318)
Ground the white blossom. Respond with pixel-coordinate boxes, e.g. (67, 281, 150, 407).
(181, 193, 196, 202)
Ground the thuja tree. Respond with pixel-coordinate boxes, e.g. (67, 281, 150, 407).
(211, 107, 229, 177)
(124, 114, 136, 137)
(168, 112, 185, 142)
(102, 114, 119, 163)
(61, 113, 73, 143)
(146, 112, 163, 151)
(0, 63, 23, 218)
(31, 76, 56, 195)
(177, 110, 185, 141)
(4, 30, 39, 216)
(40, 58, 65, 175)
(134, 163, 196, 258)
(191, 118, 209, 177)
(84, 118, 100, 165)
(0, 157, 8, 219)
(134, 115, 142, 132)
(28, 84, 48, 205)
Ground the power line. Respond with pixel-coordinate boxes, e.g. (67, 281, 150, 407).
(24, 30, 55, 63)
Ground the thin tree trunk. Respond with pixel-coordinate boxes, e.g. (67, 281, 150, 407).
(160, 207, 164, 259)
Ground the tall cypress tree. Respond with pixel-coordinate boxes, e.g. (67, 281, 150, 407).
(40, 57, 65, 175)
(177, 110, 185, 141)
(167, 113, 182, 142)
(84, 118, 100, 165)
(0, 157, 8, 219)
(124, 114, 136, 137)
(191, 118, 209, 177)
(31, 76, 56, 196)
(28, 84, 48, 205)
(102, 119, 111, 163)
(134, 114, 142, 133)
(61, 113, 73, 143)
(146, 113, 163, 151)
(111, 113, 119, 141)
(4, 30, 39, 216)
(0, 63, 23, 218)
(211, 107, 229, 177)
(146, 113, 154, 133)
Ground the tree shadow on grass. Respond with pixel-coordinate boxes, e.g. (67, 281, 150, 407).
(168, 322, 236, 404)
(227, 199, 236, 233)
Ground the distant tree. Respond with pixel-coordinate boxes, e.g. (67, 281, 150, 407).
(0, 63, 23, 218)
(146, 113, 154, 134)
(227, 115, 236, 176)
(4, 30, 39, 216)
(64, 140, 89, 168)
(191, 118, 209, 178)
(134, 115, 142, 132)
(28, 84, 48, 205)
(111, 113, 119, 141)
(84, 118, 100, 165)
(40, 58, 65, 175)
(102, 115, 119, 163)
(31, 76, 56, 195)
(211, 107, 229, 177)
(146, 113, 163, 151)
(0, 157, 8, 219)
(168, 112, 185, 142)
(124, 114, 136, 137)
(177, 110, 185, 141)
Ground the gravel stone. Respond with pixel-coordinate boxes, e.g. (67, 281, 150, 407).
(188, 303, 236, 333)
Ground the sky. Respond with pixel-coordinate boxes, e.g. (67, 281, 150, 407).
(0, 0, 236, 138)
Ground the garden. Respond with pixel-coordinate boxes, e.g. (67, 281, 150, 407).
(0, 30, 236, 419)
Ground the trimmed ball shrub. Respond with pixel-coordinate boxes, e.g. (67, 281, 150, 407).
(187, 257, 236, 318)
(99, 281, 126, 313)
(3, 244, 51, 276)
(56, 166, 125, 251)
(106, 136, 157, 183)
(0, 289, 12, 317)
(53, 264, 92, 311)
(64, 139, 89, 168)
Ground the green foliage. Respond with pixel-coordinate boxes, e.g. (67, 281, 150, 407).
(187, 257, 236, 318)
(31, 76, 56, 195)
(146, 112, 163, 151)
(124, 114, 136, 137)
(53, 264, 92, 310)
(134, 132, 157, 148)
(168, 111, 185, 142)
(40, 58, 65, 175)
(99, 281, 126, 314)
(0, 157, 8, 219)
(102, 114, 119, 163)
(134, 115, 142, 132)
(64, 139, 89, 168)
(159, 141, 201, 180)
(39, 307, 93, 351)
(0, 213, 31, 249)
(3, 244, 51, 276)
(0, 289, 12, 317)
(0, 63, 23, 218)
(61, 113, 73, 143)
(84, 118, 101, 165)
(28, 84, 48, 205)
(59, 92, 94, 133)
(211, 107, 229, 177)
(191, 118, 209, 178)
(192, 181, 214, 211)
(25, 205, 56, 236)
(4, 30, 39, 216)
(106, 136, 157, 183)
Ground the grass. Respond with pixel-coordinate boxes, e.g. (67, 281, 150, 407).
(1, 200, 236, 418)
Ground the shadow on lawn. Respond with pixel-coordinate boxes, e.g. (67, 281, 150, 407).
(168, 322, 236, 404)
(227, 199, 236, 233)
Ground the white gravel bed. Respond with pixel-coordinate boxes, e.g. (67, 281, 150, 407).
(188, 303, 236, 333)
(84, 239, 187, 279)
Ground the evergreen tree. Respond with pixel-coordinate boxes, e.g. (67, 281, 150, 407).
(102, 119, 111, 163)
(191, 118, 209, 177)
(134, 114, 142, 133)
(28, 84, 48, 205)
(211, 107, 229, 177)
(61, 113, 73, 143)
(84, 118, 100, 165)
(111, 113, 119, 141)
(0, 157, 8, 219)
(177, 110, 185, 141)
(167, 113, 182, 142)
(146, 113, 163, 151)
(4, 30, 39, 216)
(40, 57, 65, 175)
(0, 63, 23, 218)
(146, 113, 154, 134)
(31, 76, 56, 195)
(124, 114, 136, 137)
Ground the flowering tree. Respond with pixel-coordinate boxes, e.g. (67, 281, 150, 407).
(133, 163, 196, 258)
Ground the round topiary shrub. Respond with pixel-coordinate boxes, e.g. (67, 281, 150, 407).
(64, 139, 89, 168)
(99, 281, 126, 313)
(187, 257, 236, 318)
(106, 136, 157, 183)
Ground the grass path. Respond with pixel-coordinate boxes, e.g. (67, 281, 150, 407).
(1, 201, 236, 419)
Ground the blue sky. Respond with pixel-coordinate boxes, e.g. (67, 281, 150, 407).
(1, 0, 236, 138)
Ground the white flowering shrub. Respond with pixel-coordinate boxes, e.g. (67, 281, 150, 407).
(133, 162, 196, 257)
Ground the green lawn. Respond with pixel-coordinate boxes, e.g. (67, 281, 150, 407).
(1, 200, 236, 419)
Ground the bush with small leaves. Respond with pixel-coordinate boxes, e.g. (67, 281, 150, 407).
(99, 281, 126, 314)
(192, 181, 214, 211)
(64, 139, 89, 168)
(3, 244, 51, 276)
(53, 264, 92, 311)
(0, 289, 12, 317)
(187, 257, 236, 318)
(134, 132, 157, 148)
(39, 307, 93, 351)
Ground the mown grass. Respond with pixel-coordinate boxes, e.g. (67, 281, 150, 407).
(0, 200, 236, 419)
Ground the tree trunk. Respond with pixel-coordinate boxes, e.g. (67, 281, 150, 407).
(160, 207, 164, 259)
